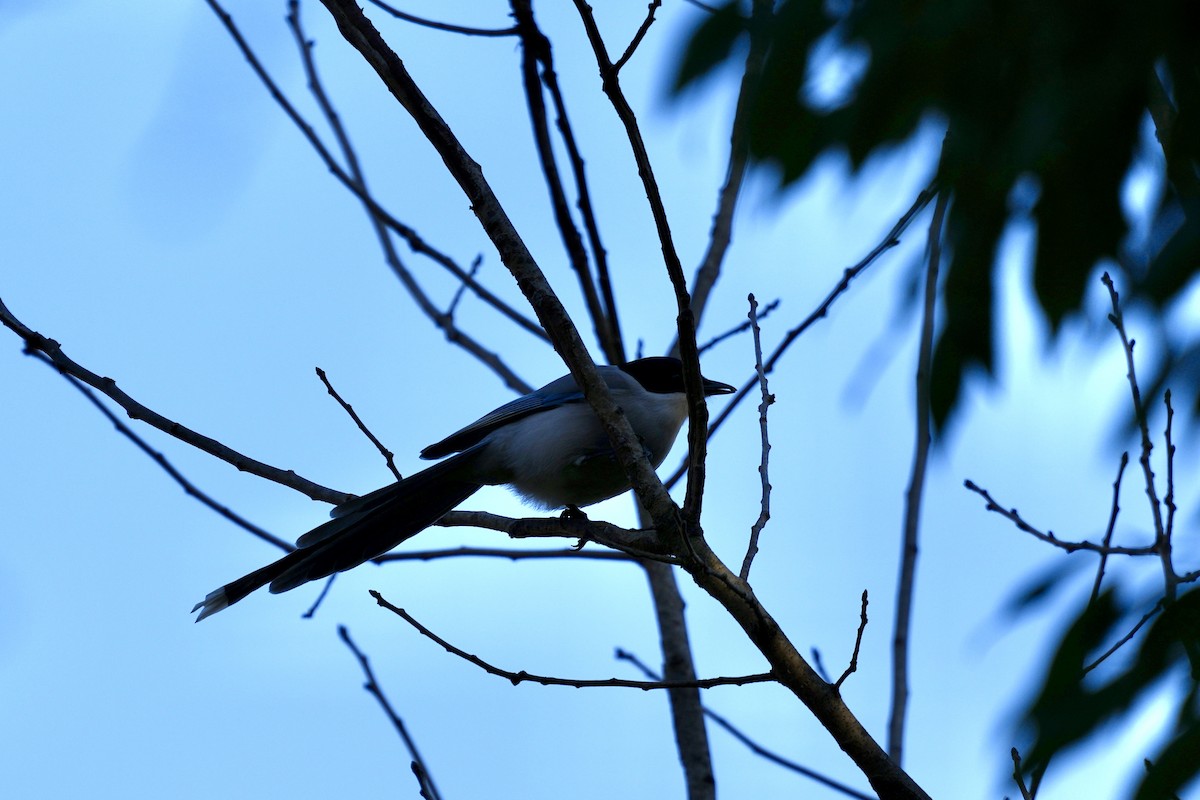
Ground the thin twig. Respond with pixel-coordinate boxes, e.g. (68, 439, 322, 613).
(667, 180, 938, 490)
(530, 19, 623, 362)
(26, 352, 293, 551)
(1102, 273, 1171, 595)
(810, 648, 831, 683)
(315, 367, 401, 480)
(678, 0, 771, 337)
(739, 293, 772, 580)
(511, 0, 616, 361)
(613, 0, 662, 73)
(571, 0, 711, 527)
(207, 0, 549, 355)
(1011, 748, 1035, 800)
(835, 590, 870, 691)
(339, 625, 443, 800)
(371, 591, 774, 690)
(447, 254, 484, 319)
(1082, 600, 1164, 675)
(1163, 390, 1177, 559)
(0, 294, 348, 504)
(698, 298, 780, 354)
(302, 575, 336, 618)
(615, 649, 874, 800)
(963, 480, 1158, 557)
(375, 546, 634, 563)
(366, 0, 517, 36)
(1089, 452, 1129, 605)
(287, 1, 534, 396)
(889, 169, 948, 763)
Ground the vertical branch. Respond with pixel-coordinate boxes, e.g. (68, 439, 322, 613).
(1089, 452, 1129, 605)
(1101, 273, 1171, 596)
(570, 0, 710, 526)
(683, 0, 772, 332)
(642, 560, 716, 800)
(315, 0, 679, 529)
(740, 293, 773, 580)
(511, 0, 620, 362)
(888, 173, 949, 764)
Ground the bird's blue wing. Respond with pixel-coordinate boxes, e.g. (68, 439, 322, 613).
(419, 387, 584, 459)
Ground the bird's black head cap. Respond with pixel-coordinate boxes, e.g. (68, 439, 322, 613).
(619, 357, 736, 396)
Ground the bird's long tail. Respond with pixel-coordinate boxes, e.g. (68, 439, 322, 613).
(193, 455, 481, 621)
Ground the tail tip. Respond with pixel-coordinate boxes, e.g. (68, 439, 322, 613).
(192, 588, 230, 622)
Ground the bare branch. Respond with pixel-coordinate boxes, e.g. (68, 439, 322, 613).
(571, 0, 712, 528)
(667, 179, 938, 490)
(376, 546, 634, 563)
(615, 649, 874, 800)
(432, 508, 677, 562)
(366, 0, 517, 36)
(206, 0, 549, 354)
(680, 0, 772, 335)
(889, 168, 948, 764)
(1082, 600, 1164, 675)
(287, 2, 534, 395)
(0, 294, 349, 504)
(1163, 390, 1177, 561)
(963, 479, 1158, 556)
(1011, 748, 1036, 800)
(697, 298, 780, 355)
(1089, 452, 1130, 605)
(302, 575, 336, 618)
(680, 536, 932, 799)
(446, 254, 483, 320)
(339, 625, 443, 800)
(511, 0, 619, 361)
(613, 1, 662, 73)
(315, 367, 401, 481)
(1102, 273, 1171, 592)
(371, 591, 774, 690)
(317, 0, 682, 533)
(836, 590, 870, 691)
(739, 293, 773, 580)
(25, 351, 293, 552)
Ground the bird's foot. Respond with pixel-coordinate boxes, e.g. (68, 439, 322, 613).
(560, 505, 588, 521)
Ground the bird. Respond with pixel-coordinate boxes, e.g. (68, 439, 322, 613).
(192, 356, 735, 620)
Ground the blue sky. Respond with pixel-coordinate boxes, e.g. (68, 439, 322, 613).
(2, 2, 1195, 799)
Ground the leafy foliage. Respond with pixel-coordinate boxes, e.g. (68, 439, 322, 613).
(672, 0, 1200, 430)
(1019, 588, 1200, 798)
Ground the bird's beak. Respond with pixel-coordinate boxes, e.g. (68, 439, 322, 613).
(702, 377, 737, 397)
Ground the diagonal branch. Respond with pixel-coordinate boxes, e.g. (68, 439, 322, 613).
(889, 167, 948, 764)
(287, 1, 533, 394)
(366, 0, 518, 36)
(316, 0, 681, 535)
(667, 180, 938, 490)
(206, 0, 549, 353)
(511, 0, 619, 361)
(339, 625, 443, 800)
(615, 648, 874, 800)
(28, 351, 292, 551)
(0, 294, 348, 505)
(963, 479, 1157, 556)
(677, 0, 772, 337)
(372, 591, 774, 690)
(571, 0, 712, 527)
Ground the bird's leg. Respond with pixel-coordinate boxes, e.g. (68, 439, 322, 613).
(560, 504, 588, 520)
(559, 505, 590, 549)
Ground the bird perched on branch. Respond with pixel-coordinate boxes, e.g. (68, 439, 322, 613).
(193, 356, 735, 620)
